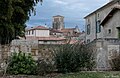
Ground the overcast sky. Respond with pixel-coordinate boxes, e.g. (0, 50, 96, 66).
(26, 0, 109, 31)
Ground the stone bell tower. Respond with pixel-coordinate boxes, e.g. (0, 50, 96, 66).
(52, 15, 64, 30)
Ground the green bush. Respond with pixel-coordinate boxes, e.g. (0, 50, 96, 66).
(54, 44, 95, 73)
(7, 52, 37, 75)
(35, 58, 55, 76)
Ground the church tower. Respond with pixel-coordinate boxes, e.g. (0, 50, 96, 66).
(52, 15, 64, 30)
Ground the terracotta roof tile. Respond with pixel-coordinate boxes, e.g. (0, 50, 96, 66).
(50, 29, 63, 33)
(60, 28, 76, 33)
(26, 26, 49, 31)
(26, 36, 66, 41)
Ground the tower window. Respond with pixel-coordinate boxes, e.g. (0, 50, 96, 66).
(108, 29, 111, 34)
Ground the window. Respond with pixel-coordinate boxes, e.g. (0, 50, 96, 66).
(96, 20, 101, 33)
(108, 29, 111, 34)
(117, 27, 120, 38)
(44, 41, 47, 44)
(54, 18, 59, 22)
(87, 39, 90, 43)
(87, 24, 90, 35)
(98, 13, 99, 18)
(32, 30, 34, 34)
(88, 18, 90, 23)
(29, 31, 30, 35)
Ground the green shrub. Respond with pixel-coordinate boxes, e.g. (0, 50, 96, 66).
(54, 44, 95, 73)
(7, 52, 37, 75)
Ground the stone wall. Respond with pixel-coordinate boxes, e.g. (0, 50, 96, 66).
(38, 44, 60, 64)
(88, 38, 120, 70)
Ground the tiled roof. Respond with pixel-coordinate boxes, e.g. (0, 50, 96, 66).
(26, 26, 49, 31)
(26, 36, 66, 41)
(50, 29, 63, 33)
(53, 15, 64, 17)
(68, 40, 78, 44)
(37, 37, 66, 41)
(33, 26, 49, 30)
(61, 28, 76, 33)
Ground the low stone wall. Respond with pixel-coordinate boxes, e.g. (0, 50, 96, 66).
(1, 75, 44, 78)
(88, 38, 120, 70)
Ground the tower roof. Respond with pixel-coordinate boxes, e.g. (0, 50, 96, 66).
(53, 15, 64, 18)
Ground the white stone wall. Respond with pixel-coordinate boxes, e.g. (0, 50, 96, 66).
(26, 29, 50, 37)
(35, 30, 49, 37)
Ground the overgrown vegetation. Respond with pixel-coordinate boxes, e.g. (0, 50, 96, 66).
(6, 43, 95, 75)
(35, 58, 55, 76)
(109, 53, 120, 71)
(7, 52, 36, 75)
(54, 44, 95, 73)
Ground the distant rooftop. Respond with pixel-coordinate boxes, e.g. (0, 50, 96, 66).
(26, 36, 66, 41)
(26, 26, 49, 31)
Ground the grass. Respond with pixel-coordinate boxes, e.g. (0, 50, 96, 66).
(57, 71, 120, 78)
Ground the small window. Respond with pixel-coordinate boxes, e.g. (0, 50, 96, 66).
(96, 20, 101, 33)
(87, 24, 90, 35)
(29, 31, 30, 35)
(87, 39, 90, 43)
(108, 29, 111, 34)
(88, 18, 90, 23)
(32, 30, 34, 34)
(98, 14, 99, 18)
(44, 41, 47, 44)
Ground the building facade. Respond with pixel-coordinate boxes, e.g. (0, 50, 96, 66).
(85, 0, 120, 43)
(84, 0, 120, 70)
(25, 26, 50, 37)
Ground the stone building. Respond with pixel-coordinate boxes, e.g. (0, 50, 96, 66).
(25, 26, 50, 37)
(84, 0, 120, 70)
(85, 0, 120, 43)
(52, 15, 64, 30)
